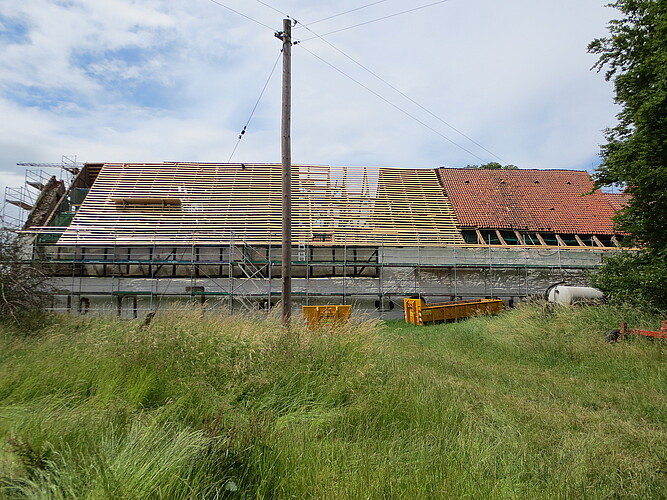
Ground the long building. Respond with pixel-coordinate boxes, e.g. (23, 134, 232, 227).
(9, 162, 626, 318)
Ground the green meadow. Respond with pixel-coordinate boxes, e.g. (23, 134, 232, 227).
(1, 304, 665, 499)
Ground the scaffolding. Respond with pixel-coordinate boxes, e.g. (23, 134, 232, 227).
(2, 156, 82, 231)
(7, 161, 625, 319)
(2, 186, 37, 230)
(23, 225, 611, 318)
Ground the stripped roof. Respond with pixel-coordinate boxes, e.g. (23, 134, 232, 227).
(57, 162, 463, 246)
(436, 168, 621, 235)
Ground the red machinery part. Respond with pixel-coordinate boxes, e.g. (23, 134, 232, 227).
(620, 320, 667, 340)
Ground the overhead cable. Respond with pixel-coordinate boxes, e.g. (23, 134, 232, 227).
(206, 0, 275, 31)
(298, 24, 506, 163)
(227, 50, 283, 163)
(298, 0, 392, 29)
(297, 44, 489, 163)
(252, 0, 291, 19)
(300, 0, 453, 41)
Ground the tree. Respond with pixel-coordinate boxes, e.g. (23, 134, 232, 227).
(588, 0, 667, 249)
(464, 162, 519, 169)
(591, 248, 667, 309)
(588, 0, 667, 310)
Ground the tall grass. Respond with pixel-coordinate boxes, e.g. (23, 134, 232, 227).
(0, 310, 380, 499)
(244, 305, 666, 499)
(0, 305, 665, 498)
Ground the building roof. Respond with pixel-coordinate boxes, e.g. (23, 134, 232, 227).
(604, 192, 630, 213)
(436, 168, 621, 235)
(57, 162, 463, 246)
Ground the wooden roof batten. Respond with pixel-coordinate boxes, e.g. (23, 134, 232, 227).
(57, 163, 464, 247)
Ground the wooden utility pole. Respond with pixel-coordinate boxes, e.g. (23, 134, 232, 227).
(278, 19, 292, 325)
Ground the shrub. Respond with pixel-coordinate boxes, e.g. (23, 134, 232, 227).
(592, 249, 667, 312)
(0, 232, 51, 322)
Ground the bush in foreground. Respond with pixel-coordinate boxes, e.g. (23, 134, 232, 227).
(0, 233, 51, 323)
(592, 249, 667, 312)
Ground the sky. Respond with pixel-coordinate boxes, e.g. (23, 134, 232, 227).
(0, 0, 621, 201)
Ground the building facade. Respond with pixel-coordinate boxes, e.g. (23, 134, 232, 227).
(7, 163, 626, 318)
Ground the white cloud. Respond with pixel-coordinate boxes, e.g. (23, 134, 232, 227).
(0, 0, 620, 199)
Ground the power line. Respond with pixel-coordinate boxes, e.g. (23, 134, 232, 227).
(204, 0, 502, 163)
(227, 50, 283, 163)
(297, 44, 489, 163)
(252, 0, 291, 19)
(206, 0, 275, 31)
(298, 0, 392, 29)
(298, 24, 506, 163)
(300, 0, 453, 41)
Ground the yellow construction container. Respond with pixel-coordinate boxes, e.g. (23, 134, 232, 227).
(302, 305, 352, 327)
(403, 298, 504, 326)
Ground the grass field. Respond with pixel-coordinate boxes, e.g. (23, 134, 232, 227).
(0, 304, 665, 499)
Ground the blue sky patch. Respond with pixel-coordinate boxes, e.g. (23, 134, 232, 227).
(71, 45, 182, 109)
(572, 154, 603, 174)
(121, 80, 177, 109)
(6, 84, 81, 111)
(0, 15, 30, 44)
(72, 46, 152, 73)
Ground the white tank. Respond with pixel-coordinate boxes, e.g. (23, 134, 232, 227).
(547, 285, 604, 305)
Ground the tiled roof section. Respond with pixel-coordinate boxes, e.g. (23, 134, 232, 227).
(436, 168, 621, 235)
(604, 192, 630, 213)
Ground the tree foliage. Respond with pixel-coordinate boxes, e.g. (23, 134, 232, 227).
(588, 0, 667, 311)
(588, 0, 667, 249)
(591, 249, 667, 310)
(464, 162, 519, 169)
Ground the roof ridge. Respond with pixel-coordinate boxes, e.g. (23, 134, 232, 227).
(438, 167, 590, 173)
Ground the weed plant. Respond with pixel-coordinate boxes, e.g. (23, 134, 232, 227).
(0, 304, 665, 499)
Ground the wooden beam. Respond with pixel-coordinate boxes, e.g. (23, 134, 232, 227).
(475, 229, 484, 245)
(112, 197, 181, 206)
(56, 163, 465, 247)
(7, 200, 33, 211)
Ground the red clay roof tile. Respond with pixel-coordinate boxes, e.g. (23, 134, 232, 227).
(436, 168, 621, 235)
(604, 192, 630, 213)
